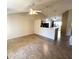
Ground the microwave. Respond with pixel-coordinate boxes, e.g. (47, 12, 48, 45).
(40, 21, 54, 28)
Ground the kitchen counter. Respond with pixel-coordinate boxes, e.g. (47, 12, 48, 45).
(36, 27, 59, 40)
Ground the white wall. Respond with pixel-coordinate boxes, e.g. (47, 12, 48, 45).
(7, 13, 62, 40)
(34, 19, 41, 34)
(7, 13, 34, 39)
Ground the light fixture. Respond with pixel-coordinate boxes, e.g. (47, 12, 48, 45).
(29, 9, 41, 15)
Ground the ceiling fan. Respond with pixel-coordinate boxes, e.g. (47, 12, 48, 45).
(29, 9, 42, 15)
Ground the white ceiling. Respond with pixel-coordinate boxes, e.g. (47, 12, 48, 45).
(7, 0, 72, 16)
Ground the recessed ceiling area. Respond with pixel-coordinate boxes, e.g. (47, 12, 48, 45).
(7, 0, 72, 16)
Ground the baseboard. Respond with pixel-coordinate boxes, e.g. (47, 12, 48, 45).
(7, 33, 34, 40)
(8, 33, 54, 40)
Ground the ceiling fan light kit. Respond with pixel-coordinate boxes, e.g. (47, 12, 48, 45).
(29, 9, 41, 15)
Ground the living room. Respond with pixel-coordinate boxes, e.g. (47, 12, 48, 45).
(7, 0, 72, 59)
